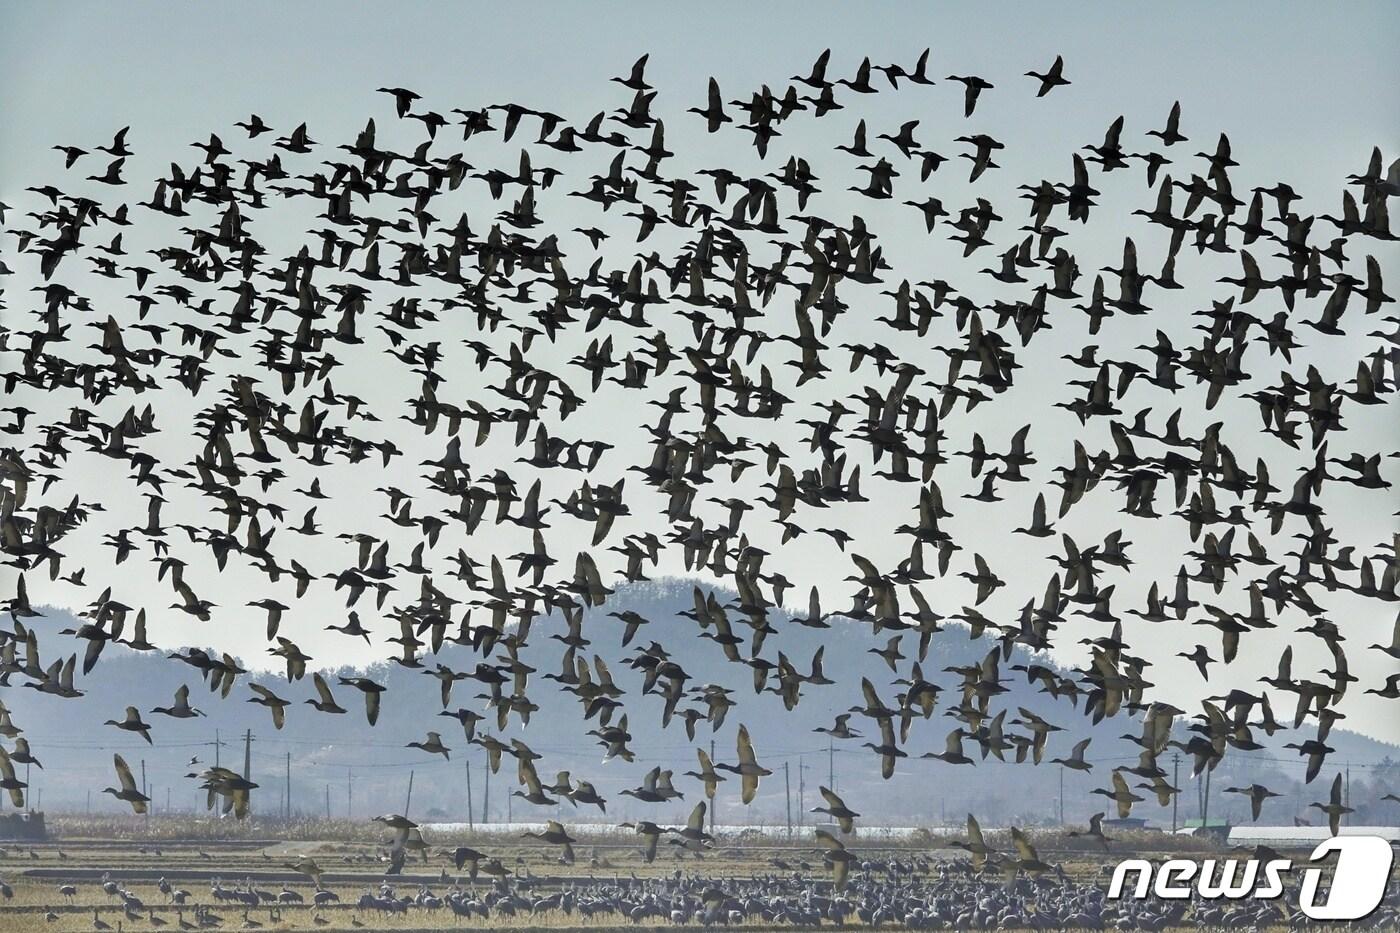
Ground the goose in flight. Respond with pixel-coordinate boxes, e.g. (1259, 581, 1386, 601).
(714, 724, 771, 804)
(0, 747, 27, 806)
(104, 754, 149, 813)
(104, 706, 153, 744)
(522, 820, 577, 864)
(810, 785, 860, 833)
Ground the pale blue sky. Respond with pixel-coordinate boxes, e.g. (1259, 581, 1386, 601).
(3, 2, 1398, 184)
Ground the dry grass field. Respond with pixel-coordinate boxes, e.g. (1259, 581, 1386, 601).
(0, 816, 1251, 932)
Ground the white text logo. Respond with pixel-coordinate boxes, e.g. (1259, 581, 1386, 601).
(1107, 836, 1393, 921)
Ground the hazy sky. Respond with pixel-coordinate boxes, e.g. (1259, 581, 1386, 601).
(2, 2, 1398, 744)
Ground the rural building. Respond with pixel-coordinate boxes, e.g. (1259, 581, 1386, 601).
(1227, 825, 1400, 848)
(1102, 818, 1150, 832)
(0, 811, 47, 841)
(1175, 818, 1232, 842)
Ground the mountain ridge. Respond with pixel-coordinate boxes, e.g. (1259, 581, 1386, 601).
(6, 579, 1398, 829)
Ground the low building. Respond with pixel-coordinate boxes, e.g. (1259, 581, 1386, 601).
(1103, 818, 1150, 832)
(1176, 818, 1231, 841)
(0, 811, 47, 841)
(1228, 825, 1400, 848)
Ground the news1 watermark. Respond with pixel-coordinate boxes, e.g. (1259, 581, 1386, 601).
(1108, 836, 1395, 921)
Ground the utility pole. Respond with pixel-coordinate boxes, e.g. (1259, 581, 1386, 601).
(1201, 765, 1212, 828)
(482, 756, 490, 824)
(214, 728, 220, 769)
(465, 761, 474, 830)
(798, 757, 806, 828)
(404, 771, 415, 819)
(347, 769, 353, 819)
(828, 738, 834, 791)
(140, 759, 148, 822)
(1059, 765, 1065, 825)
(709, 739, 717, 835)
(243, 729, 253, 816)
(1171, 754, 1180, 832)
(325, 784, 331, 820)
(1345, 763, 1351, 826)
(784, 761, 792, 835)
(285, 752, 292, 820)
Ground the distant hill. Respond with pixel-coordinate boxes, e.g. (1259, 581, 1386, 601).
(7, 580, 1398, 829)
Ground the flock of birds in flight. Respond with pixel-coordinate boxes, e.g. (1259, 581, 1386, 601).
(1, 44, 1399, 889)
